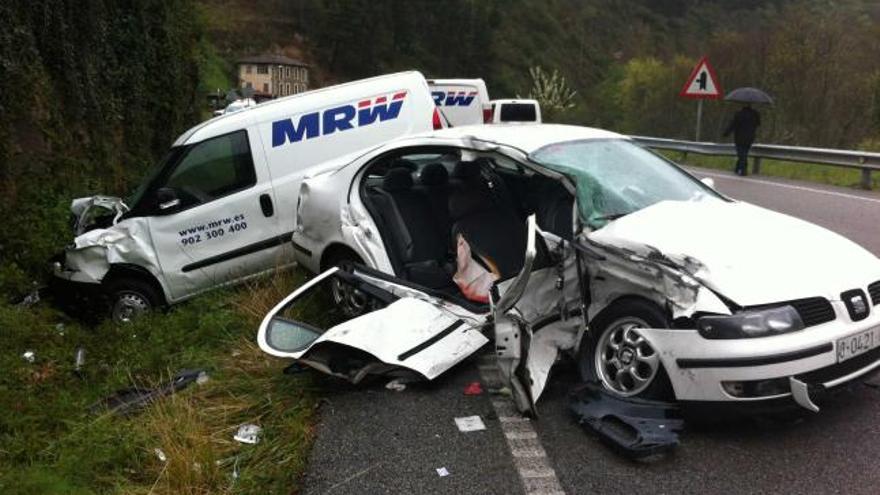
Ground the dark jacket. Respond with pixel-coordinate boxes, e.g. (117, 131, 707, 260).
(723, 107, 761, 146)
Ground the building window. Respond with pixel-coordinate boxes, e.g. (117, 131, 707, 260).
(245, 65, 252, 74)
(263, 83, 269, 93)
(286, 83, 291, 94)
(245, 81, 253, 89)
(257, 65, 268, 74)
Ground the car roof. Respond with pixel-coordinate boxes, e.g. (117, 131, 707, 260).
(418, 124, 626, 154)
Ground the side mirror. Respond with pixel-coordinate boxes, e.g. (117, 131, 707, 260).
(156, 187, 181, 212)
(700, 177, 716, 189)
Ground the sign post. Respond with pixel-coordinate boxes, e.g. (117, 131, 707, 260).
(679, 56, 722, 142)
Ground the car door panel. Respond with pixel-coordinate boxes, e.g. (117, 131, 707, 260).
(258, 267, 488, 383)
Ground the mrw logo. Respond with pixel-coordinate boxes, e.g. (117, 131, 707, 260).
(272, 91, 408, 147)
(432, 91, 477, 107)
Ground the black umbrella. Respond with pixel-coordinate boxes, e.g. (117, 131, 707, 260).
(724, 87, 774, 105)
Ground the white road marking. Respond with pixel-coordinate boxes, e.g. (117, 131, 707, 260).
(477, 354, 566, 495)
(692, 169, 880, 205)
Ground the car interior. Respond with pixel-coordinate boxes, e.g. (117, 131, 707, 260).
(360, 147, 575, 302)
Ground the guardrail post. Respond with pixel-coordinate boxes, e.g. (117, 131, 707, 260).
(752, 157, 762, 175)
(861, 168, 872, 190)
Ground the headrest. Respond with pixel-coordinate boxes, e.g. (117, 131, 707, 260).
(452, 161, 482, 181)
(383, 167, 413, 192)
(419, 163, 448, 187)
(390, 158, 418, 172)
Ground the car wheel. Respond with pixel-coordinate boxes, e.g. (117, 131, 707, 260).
(578, 299, 673, 400)
(106, 278, 159, 324)
(324, 251, 372, 317)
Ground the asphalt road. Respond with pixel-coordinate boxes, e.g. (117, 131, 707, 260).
(299, 168, 880, 495)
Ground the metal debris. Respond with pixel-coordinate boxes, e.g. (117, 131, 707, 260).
(233, 424, 262, 445)
(74, 347, 86, 372)
(436, 467, 450, 477)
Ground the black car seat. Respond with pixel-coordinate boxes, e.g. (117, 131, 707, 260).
(417, 163, 452, 248)
(370, 166, 452, 289)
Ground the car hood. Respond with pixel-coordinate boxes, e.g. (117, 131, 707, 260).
(588, 200, 880, 306)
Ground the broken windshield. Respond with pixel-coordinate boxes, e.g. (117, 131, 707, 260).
(530, 139, 723, 230)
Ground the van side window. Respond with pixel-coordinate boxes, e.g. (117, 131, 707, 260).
(163, 131, 256, 208)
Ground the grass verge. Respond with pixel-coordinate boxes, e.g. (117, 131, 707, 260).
(0, 269, 316, 494)
(661, 150, 880, 190)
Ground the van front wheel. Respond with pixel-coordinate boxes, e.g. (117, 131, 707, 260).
(105, 278, 159, 323)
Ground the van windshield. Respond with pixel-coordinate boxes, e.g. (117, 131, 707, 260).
(530, 139, 723, 229)
(126, 146, 186, 209)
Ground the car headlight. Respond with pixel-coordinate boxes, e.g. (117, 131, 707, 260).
(696, 305, 804, 339)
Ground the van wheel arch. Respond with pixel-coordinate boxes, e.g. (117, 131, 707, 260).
(102, 265, 168, 323)
(320, 244, 364, 271)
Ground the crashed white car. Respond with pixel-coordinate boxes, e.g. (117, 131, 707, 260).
(259, 124, 880, 414)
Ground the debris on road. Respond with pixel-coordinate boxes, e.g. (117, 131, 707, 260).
(385, 378, 407, 392)
(88, 368, 207, 415)
(436, 467, 450, 477)
(463, 381, 483, 395)
(234, 424, 262, 445)
(569, 383, 684, 460)
(21, 350, 35, 363)
(454, 415, 487, 432)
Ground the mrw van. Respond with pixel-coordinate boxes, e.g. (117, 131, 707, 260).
(427, 79, 491, 126)
(52, 71, 441, 322)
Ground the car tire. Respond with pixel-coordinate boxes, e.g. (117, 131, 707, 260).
(323, 250, 372, 317)
(105, 278, 159, 324)
(578, 299, 673, 400)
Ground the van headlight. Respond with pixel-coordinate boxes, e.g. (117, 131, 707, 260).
(696, 306, 804, 339)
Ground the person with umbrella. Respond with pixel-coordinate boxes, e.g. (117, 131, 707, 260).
(723, 87, 773, 176)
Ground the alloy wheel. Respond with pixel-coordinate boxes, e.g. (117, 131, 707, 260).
(594, 317, 661, 396)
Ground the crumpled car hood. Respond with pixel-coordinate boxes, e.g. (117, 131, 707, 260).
(70, 195, 128, 235)
(589, 200, 880, 306)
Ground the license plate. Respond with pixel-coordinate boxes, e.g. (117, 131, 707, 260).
(836, 326, 880, 363)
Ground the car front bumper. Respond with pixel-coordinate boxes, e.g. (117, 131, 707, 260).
(639, 302, 880, 410)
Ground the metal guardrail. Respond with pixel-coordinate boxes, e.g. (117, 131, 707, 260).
(631, 135, 880, 190)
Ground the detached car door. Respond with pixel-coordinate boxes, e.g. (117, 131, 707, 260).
(258, 266, 489, 383)
(145, 130, 284, 300)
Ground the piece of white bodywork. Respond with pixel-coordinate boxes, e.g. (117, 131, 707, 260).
(258, 268, 489, 383)
(454, 415, 487, 432)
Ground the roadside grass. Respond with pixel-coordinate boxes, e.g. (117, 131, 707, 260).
(661, 150, 880, 190)
(0, 269, 317, 494)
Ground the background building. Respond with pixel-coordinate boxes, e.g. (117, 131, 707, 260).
(237, 54, 309, 99)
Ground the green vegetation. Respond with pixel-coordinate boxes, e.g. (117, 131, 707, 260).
(0, 271, 317, 494)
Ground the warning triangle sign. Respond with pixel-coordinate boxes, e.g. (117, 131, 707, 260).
(679, 56, 722, 99)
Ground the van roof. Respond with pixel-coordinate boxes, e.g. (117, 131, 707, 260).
(174, 71, 427, 147)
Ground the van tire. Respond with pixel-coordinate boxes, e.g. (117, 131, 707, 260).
(105, 278, 159, 324)
(577, 299, 673, 400)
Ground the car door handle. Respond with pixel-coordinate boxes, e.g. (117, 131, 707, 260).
(259, 194, 274, 217)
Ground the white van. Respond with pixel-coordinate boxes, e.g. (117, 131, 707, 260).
(53, 71, 441, 322)
(427, 79, 491, 126)
(490, 99, 542, 124)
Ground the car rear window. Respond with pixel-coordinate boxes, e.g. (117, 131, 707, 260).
(500, 104, 537, 122)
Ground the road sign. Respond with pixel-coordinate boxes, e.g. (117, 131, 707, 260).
(679, 56, 722, 99)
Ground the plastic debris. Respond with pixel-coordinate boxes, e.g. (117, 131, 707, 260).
(154, 448, 167, 462)
(569, 383, 684, 460)
(454, 415, 486, 432)
(436, 467, 450, 477)
(74, 347, 86, 372)
(88, 368, 207, 416)
(22, 351, 35, 363)
(463, 381, 483, 395)
(283, 362, 308, 375)
(385, 378, 407, 392)
(196, 370, 210, 385)
(18, 287, 41, 308)
(234, 424, 262, 445)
